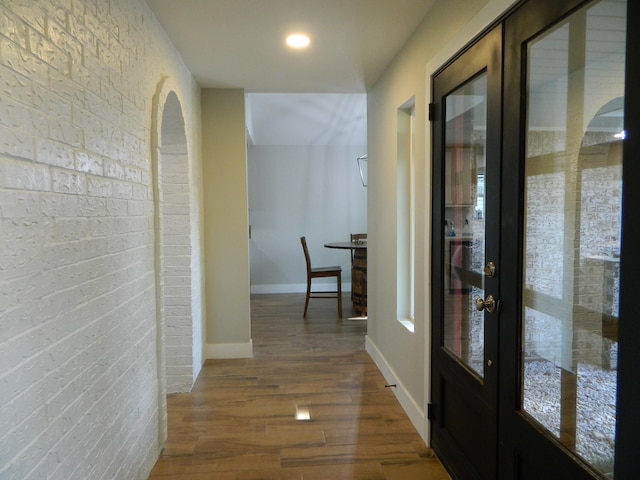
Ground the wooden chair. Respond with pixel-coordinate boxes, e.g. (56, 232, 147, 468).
(300, 236, 342, 318)
(349, 233, 367, 265)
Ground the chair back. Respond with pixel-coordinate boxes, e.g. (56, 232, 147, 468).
(300, 237, 312, 275)
(350, 233, 367, 263)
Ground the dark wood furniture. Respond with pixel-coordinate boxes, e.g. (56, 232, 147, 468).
(301, 236, 342, 318)
(349, 233, 367, 307)
(349, 233, 367, 264)
(324, 240, 367, 317)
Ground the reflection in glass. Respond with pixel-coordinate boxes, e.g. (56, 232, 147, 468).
(443, 73, 486, 378)
(522, 1, 625, 476)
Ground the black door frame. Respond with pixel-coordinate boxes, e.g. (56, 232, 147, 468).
(431, 0, 639, 478)
(500, 0, 636, 477)
(614, 1, 640, 477)
(430, 24, 503, 480)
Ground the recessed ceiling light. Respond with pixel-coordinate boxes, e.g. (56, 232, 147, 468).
(286, 34, 310, 49)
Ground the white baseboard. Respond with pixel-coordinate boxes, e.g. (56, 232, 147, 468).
(250, 283, 352, 294)
(365, 335, 427, 442)
(203, 340, 253, 359)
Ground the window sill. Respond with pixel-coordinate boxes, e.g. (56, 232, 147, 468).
(397, 317, 415, 333)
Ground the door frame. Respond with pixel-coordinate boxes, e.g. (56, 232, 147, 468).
(614, 1, 640, 476)
(430, 0, 639, 478)
(500, 0, 635, 477)
(430, 23, 503, 480)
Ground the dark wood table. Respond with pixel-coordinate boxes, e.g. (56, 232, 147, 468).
(325, 241, 367, 316)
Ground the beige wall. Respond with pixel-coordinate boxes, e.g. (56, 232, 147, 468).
(201, 89, 252, 357)
(365, 0, 516, 441)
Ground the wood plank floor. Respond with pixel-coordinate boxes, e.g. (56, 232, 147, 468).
(148, 293, 450, 480)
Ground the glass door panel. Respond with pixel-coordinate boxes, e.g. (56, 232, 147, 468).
(443, 73, 487, 379)
(522, 0, 626, 476)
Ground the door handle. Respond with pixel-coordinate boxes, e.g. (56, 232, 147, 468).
(475, 295, 497, 313)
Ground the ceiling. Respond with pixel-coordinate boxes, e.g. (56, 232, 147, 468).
(145, 0, 435, 93)
(145, 0, 436, 146)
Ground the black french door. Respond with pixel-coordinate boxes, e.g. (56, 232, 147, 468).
(431, 23, 503, 480)
(431, 1, 638, 478)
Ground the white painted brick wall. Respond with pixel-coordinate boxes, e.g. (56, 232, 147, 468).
(0, 0, 202, 479)
(159, 144, 194, 392)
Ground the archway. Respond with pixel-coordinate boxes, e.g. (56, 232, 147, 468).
(151, 81, 201, 425)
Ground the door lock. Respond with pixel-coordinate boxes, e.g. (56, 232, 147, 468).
(483, 262, 496, 278)
(475, 295, 497, 313)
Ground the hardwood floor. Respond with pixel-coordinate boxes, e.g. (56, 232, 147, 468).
(148, 293, 450, 480)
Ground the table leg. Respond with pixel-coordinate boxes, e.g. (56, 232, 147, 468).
(352, 249, 367, 316)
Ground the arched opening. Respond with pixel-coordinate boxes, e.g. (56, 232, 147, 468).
(151, 82, 201, 445)
(156, 91, 195, 393)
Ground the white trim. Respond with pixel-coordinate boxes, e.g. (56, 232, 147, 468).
(365, 335, 427, 442)
(397, 317, 415, 333)
(203, 340, 253, 359)
(250, 283, 352, 294)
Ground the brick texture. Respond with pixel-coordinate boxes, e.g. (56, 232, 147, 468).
(0, 1, 201, 479)
(158, 92, 195, 392)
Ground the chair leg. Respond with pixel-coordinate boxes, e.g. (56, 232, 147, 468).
(304, 278, 311, 317)
(337, 274, 342, 318)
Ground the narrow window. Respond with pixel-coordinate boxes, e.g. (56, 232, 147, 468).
(397, 98, 415, 331)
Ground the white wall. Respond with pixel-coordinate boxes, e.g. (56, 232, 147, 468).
(365, 0, 516, 441)
(248, 144, 367, 293)
(0, 1, 203, 478)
